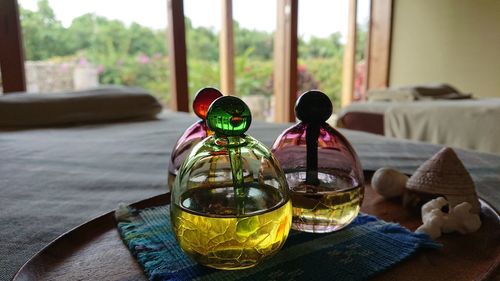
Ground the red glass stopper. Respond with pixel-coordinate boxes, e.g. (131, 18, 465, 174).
(193, 87, 223, 119)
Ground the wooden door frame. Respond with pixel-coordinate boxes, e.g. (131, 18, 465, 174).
(366, 0, 393, 91)
(341, 0, 393, 107)
(167, 0, 189, 112)
(273, 0, 298, 123)
(0, 0, 26, 93)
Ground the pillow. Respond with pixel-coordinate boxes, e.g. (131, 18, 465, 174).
(0, 86, 163, 128)
(367, 83, 472, 102)
(367, 88, 416, 102)
(401, 83, 473, 100)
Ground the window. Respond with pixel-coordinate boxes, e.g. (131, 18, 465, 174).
(3, 0, 393, 122)
(17, 0, 170, 104)
(298, 0, 349, 113)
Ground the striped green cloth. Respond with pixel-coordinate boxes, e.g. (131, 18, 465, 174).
(117, 206, 440, 281)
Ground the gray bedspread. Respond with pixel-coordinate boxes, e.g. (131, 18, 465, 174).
(1, 111, 499, 280)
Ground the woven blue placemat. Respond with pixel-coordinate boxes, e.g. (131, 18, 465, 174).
(116, 205, 440, 281)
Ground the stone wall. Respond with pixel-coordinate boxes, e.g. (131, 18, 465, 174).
(25, 61, 98, 93)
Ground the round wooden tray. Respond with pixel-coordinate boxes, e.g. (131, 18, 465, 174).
(13, 184, 500, 281)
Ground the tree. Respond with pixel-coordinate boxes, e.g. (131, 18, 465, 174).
(129, 23, 166, 56)
(65, 14, 96, 52)
(185, 18, 219, 61)
(234, 21, 273, 60)
(299, 32, 343, 59)
(20, 0, 71, 60)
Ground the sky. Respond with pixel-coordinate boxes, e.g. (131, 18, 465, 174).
(18, 0, 370, 41)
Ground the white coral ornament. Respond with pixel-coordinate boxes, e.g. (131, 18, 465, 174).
(447, 202, 482, 234)
(416, 197, 481, 239)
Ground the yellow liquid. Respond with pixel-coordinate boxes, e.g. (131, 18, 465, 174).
(291, 185, 364, 233)
(171, 186, 292, 270)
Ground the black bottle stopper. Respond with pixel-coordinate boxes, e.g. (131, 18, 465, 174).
(295, 90, 333, 186)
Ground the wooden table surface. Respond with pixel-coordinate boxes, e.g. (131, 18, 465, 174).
(13, 184, 500, 281)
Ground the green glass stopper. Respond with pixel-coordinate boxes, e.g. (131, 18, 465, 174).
(206, 96, 252, 136)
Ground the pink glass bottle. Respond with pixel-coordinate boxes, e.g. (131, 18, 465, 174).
(167, 87, 223, 191)
(272, 90, 364, 233)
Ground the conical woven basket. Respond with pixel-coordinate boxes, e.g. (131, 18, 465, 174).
(406, 147, 480, 213)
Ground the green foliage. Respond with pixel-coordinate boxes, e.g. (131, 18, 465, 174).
(187, 59, 220, 101)
(141, 56, 171, 104)
(20, 0, 72, 60)
(234, 48, 273, 96)
(301, 57, 343, 110)
(65, 14, 96, 52)
(129, 23, 167, 56)
(299, 32, 343, 59)
(19, 0, 357, 110)
(186, 18, 219, 61)
(234, 21, 274, 60)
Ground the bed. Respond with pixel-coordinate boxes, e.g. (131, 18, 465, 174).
(337, 99, 500, 155)
(1, 110, 500, 280)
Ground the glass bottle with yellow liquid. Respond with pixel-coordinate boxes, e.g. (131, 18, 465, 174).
(171, 95, 292, 270)
(167, 87, 223, 191)
(272, 90, 364, 233)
